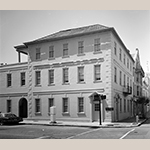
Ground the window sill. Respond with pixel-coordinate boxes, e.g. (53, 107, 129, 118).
(7, 86, 12, 88)
(48, 57, 55, 60)
(62, 56, 70, 58)
(35, 112, 42, 116)
(48, 83, 55, 86)
(20, 85, 26, 87)
(62, 83, 70, 85)
(77, 112, 86, 116)
(93, 80, 102, 83)
(35, 84, 42, 87)
(77, 81, 86, 84)
(93, 51, 102, 54)
(77, 53, 85, 56)
(62, 112, 70, 116)
(35, 59, 42, 61)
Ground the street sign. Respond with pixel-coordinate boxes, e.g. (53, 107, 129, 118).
(105, 107, 114, 111)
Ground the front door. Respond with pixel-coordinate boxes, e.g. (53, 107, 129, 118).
(116, 99, 119, 121)
(93, 102, 100, 121)
(19, 98, 28, 118)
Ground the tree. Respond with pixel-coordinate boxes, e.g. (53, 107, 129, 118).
(135, 96, 150, 118)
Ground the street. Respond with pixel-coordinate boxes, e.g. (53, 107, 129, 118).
(123, 118, 150, 139)
(0, 118, 150, 139)
(0, 124, 91, 139)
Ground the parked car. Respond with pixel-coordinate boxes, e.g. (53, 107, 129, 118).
(0, 113, 23, 125)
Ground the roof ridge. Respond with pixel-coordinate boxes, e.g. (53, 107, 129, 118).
(59, 24, 109, 32)
(24, 24, 110, 45)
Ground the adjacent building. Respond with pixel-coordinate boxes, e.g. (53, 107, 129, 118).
(0, 24, 136, 122)
(132, 49, 145, 116)
(142, 72, 150, 114)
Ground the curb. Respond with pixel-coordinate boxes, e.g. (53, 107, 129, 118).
(20, 120, 146, 128)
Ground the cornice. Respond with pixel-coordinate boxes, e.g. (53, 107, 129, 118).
(33, 88, 105, 96)
(0, 92, 28, 98)
(33, 58, 104, 70)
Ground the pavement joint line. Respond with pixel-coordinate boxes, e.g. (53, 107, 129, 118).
(119, 128, 135, 139)
(67, 128, 102, 139)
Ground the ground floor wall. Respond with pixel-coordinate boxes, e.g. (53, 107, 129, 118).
(29, 91, 108, 122)
(0, 95, 28, 117)
(0, 90, 134, 122)
(112, 90, 134, 122)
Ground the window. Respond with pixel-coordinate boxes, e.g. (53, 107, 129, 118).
(63, 43, 68, 56)
(130, 101, 132, 114)
(137, 86, 139, 96)
(120, 98, 122, 112)
(120, 98, 122, 113)
(95, 103, 100, 111)
(124, 74, 126, 87)
(63, 68, 69, 84)
(130, 62, 132, 72)
(114, 67, 117, 83)
(137, 76, 139, 82)
(78, 66, 84, 82)
(127, 100, 129, 112)
(21, 72, 25, 86)
(7, 73, 12, 87)
(120, 71, 122, 86)
(62, 98, 69, 113)
(78, 41, 84, 54)
(94, 65, 101, 81)
(49, 70, 54, 85)
(35, 71, 41, 85)
(114, 42, 117, 56)
(36, 48, 41, 60)
(124, 99, 126, 113)
(35, 98, 41, 113)
(78, 97, 84, 113)
(49, 46, 54, 58)
(94, 38, 100, 52)
(130, 79, 132, 89)
(127, 58, 129, 69)
(7, 100, 11, 113)
(127, 77, 129, 87)
(48, 98, 54, 113)
(124, 54, 126, 65)
(119, 48, 122, 61)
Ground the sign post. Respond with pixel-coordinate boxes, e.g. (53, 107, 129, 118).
(94, 93, 106, 126)
(99, 95, 102, 125)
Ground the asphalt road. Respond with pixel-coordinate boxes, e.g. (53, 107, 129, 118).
(0, 124, 92, 139)
(0, 119, 150, 139)
(123, 118, 150, 139)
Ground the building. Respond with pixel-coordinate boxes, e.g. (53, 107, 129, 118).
(0, 24, 135, 122)
(142, 72, 150, 114)
(132, 49, 145, 116)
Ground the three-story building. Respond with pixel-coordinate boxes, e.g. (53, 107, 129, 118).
(0, 24, 135, 122)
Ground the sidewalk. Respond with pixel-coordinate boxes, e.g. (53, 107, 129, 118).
(21, 117, 147, 128)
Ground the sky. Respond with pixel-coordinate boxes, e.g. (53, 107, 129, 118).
(0, 10, 150, 72)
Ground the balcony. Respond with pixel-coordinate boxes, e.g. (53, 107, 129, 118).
(123, 86, 132, 95)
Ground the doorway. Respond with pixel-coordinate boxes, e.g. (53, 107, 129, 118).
(19, 98, 28, 118)
(93, 102, 100, 121)
(116, 99, 119, 121)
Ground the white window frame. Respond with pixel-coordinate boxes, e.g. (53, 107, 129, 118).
(78, 97, 84, 113)
(36, 48, 41, 60)
(35, 71, 41, 86)
(35, 98, 41, 113)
